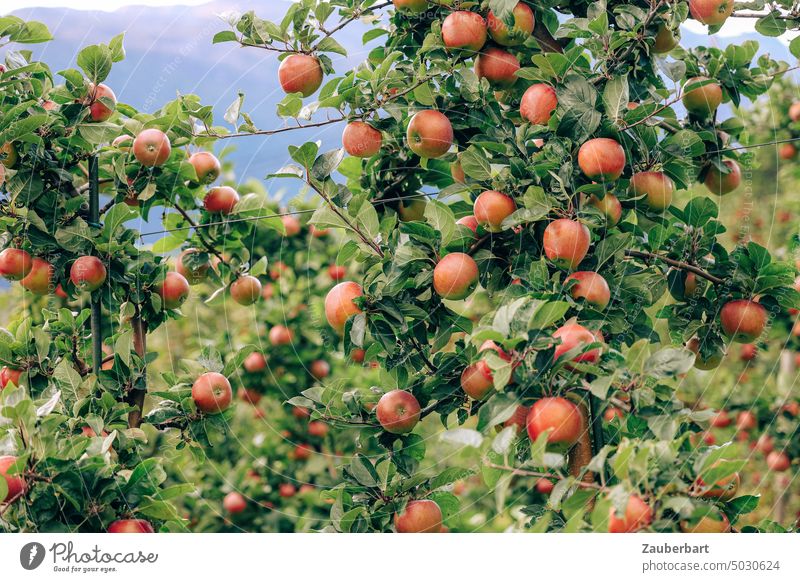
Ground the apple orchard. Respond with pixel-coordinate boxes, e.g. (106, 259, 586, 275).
(2, 0, 800, 534)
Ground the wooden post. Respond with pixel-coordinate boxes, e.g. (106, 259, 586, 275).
(127, 314, 147, 428)
(88, 155, 103, 374)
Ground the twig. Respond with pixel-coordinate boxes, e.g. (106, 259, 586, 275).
(172, 202, 228, 266)
(624, 249, 725, 285)
(485, 462, 606, 491)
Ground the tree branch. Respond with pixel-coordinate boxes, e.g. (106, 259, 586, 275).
(624, 249, 725, 285)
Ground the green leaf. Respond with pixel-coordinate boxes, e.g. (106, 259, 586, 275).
(460, 146, 491, 181)
(349, 454, 379, 487)
(77, 44, 113, 83)
(424, 200, 455, 245)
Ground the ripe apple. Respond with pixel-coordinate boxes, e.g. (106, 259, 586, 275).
(680, 511, 730, 533)
(433, 252, 479, 300)
(309, 225, 329, 237)
(342, 121, 382, 158)
(0, 455, 25, 503)
(587, 193, 622, 226)
(188, 151, 221, 184)
(698, 468, 740, 501)
(686, 336, 723, 370)
(376, 389, 421, 434)
(451, 160, 466, 183)
(740, 343, 757, 361)
(442, 11, 487, 53)
(766, 451, 791, 472)
(278, 215, 300, 237)
(19, 257, 53, 295)
(0, 367, 23, 389)
(279, 483, 297, 498)
(652, 25, 678, 53)
(474, 190, 516, 232)
(395, 499, 442, 533)
(536, 478, 554, 494)
(0, 248, 33, 281)
(108, 519, 154, 533)
(243, 352, 267, 373)
(629, 171, 674, 211)
(238, 388, 262, 405)
(325, 281, 363, 333)
(293, 443, 314, 461)
(543, 218, 590, 269)
(268, 325, 293, 346)
(704, 160, 741, 195)
(328, 264, 346, 280)
(755, 433, 774, 454)
(278, 54, 323, 97)
(526, 397, 583, 445)
(308, 420, 329, 438)
(223, 491, 247, 514)
(460, 362, 494, 400)
(191, 372, 233, 414)
(230, 275, 262, 306)
(520, 84, 558, 125)
(667, 270, 698, 301)
(398, 198, 427, 221)
(204, 186, 240, 214)
(456, 215, 479, 235)
(552, 323, 601, 363)
(790, 102, 800, 122)
(85, 83, 116, 122)
(310, 359, 330, 379)
(504, 405, 529, 432)
(779, 143, 796, 160)
(720, 299, 767, 342)
(578, 138, 626, 181)
(682, 76, 723, 117)
(392, 0, 428, 13)
(406, 110, 453, 158)
(293, 407, 311, 419)
(487, 3, 534, 46)
(133, 128, 171, 167)
(736, 410, 757, 431)
(564, 271, 611, 310)
(70, 256, 107, 292)
(604, 407, 625, 422)
(608, 495, 653, 533)
(710, 410, 731, 428)
(112, 134, 132, 150)
(176, 249, 210, 285)
(475, 48, 520, 88)
(689, 0, 734, 26)
(156, 272, 190, 310)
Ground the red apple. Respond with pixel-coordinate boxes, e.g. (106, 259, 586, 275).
(238, 388, 262, 405)
(293, 407, 311, 419)
(0, 248, 33, 281)
(475, 48, 520, 88)
(779, 143, 796, 160)
(710, 409, 731, 428)
(442, 11, 487, 53)
(268, 325, 293, 346)
(395, 499, 442, 533)
(293, 443, 314, 461)
(243, 352, 267, 373)
(85, 83, 116, 122)
(697, 465, 740, 501)
(543, 218, 590, 269)
(376, 389, 421, 434)
(504, 405, 529, 432)
(176, 249, 210, 285)
(70, 256, 106, 292)
(281, 215, 301, 236)
(310, 359, 330, 379)
(474, 190, 516, 232)
(681, 511, 730, 533)
(766, 451, 791, 472)
(740, 343, 757, 361)
(578, 138, 626, 181)
(682, 76, 723, 117)
(223, 492, 247, 514)
(604, 407, 625, 422)
(112, 134, 132, 150)
(736, 410, 757, 431)
(433, 252, 479, 300)
(689, 0, 733, 26)
(324, 281, 363, 333)
(279, 483, 297, 498)
(535, 478, 554, 494)
(587, 193, 622, 226)
(520, 84, 558, 125)
(108, 519, 154, 533)
(704, 160, 741, 195)
(720, 299, 767, 342)
(790, 102, 800, 122)
(564, 271, 611, 310)
(308, 420, 329, 438)
(133, 128, 171, 167)
(0, 455, 25, 503)
(460, 362, 494, 400)
(192, 372, 232, 414)
(552, 323, 601, 363)
(188, 151, 221, 184)
(487, 3, 534, 46)
(406, 110, 453, 158)
(158, 272, 190, 309)
(278, 54, 323, 97)
(451, 160, 466, 183)
(608, 495, 653, 533)
(19, 257, 53, 295)
(342, 121, 382, 158)
(204, 186, 240, 214)
(456, 215, 479, 235)
(526, 397, 583, 445)
(629, 171, 674, 211)
(328, 264, 346, 281)
(230, 275, 262, 306)
(0, 367, 23, 389)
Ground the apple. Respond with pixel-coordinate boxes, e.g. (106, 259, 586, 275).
(736, 410, 757, 431)
(790, 102, 800, 122)
(188, 151, 221, 184)
(710, 409, 731, 428)
(456, 215, 479, 235)
(535, 478, 554, 494)
(70, 256, 106, 292)
(133, 128, 171, 167)
(328, 264, 346, 280)
(342, 121, 382, 158)
(238, 388, 262, 405)
(587, 193, 622, 226)
(279, 483, 297, 498)
(451, 160, 466, 183)
(223, 492, 246, 514)
(268, 325, 293, 346)
(308, 421, 329, 438)
(578, 138, 626, 181)
(395, 499, 442, 533)
(629, 171, 674, 211)
(392, 0, 428, 13)
(755, 433, 774, 454)
(204, 186, 240, 214)
(192, 372, 233, 414)
(608, 495, 652, 533)
(680, 511, 730, 533)
(552, 323, 601, 363)
(0, 248, 33, 281)
(376, 389, 421, 434)
(108, 519, 154, 533)
(564, 271, 611, 310)
(406, 110, 453, 158)
(779, 143, 796, 160)
(667, 270, 698, 301)
(720, 299, 767, 342)
(293, 443, 314, 461)
(324, 281, 363, 333)
(604, 407, 625, 422)
(398, 198, 427, 221)
(281, 214, 301, 236)
(473, 190, 516, 232)
(526, 397, 583, 445)
(157, 272, 190, 309)
(682, 76, 722, 117)
(766, 451, 791, 472)
(441, 11, 487, 53)
(270, 261, 289, 280)
(740, 343, 757, 361)
(475, 48, 520, 88)
(85, 83, 116, 122)
(487, 3, 534, 46)
(460, 362, 494, 400)
(0, 455, 25, 503)
(704, 160, 741, 195)
(698, 466, 740, 501)
(543, 218, 590, 269)
(310, 359, 330, 379)
(520, 84, 558, 125)
(230, 275, 262, 306)
(176, 249, 210, 285)
(782, 401, 800, 417)
(689, 0, 734, 26)
(433, 252, 479, 300)
(0, 142, 17, 167)
(0, 367, 23, 389)
(112, 135, 132, 150)
(652, 25, 678, 53)
(278, 54, 323, 97)
(293, 407, 311, 419)
(686, 336, 723, 370)
(504, 405, 529, 432)
(19, 257, 53, 295)
(309, 225, 329, 237)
